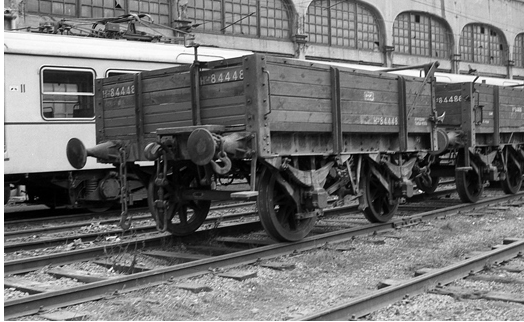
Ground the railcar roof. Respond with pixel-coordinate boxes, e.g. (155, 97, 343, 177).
(4, 31, 251, 64)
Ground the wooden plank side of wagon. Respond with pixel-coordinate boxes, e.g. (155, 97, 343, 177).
(475, 85, 496, 133)
(435, 83, 463, 127)
(199, 79, 246, 126)
(338, 70, 399, 134)
(498, 87, 524, 131)
(265, 59, 332, 133)
(97, 78, 138, 142)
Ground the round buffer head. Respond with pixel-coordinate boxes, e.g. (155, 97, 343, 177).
(187, 128, 217, 165)
(66, 138, 87, 169)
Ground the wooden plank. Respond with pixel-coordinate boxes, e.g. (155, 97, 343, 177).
(102, 107, 136, 119)
(142, 250, 210, 262)
(339, 72, 398, 92)
(215, 236, 274, 246)
(270, 80, 331, 99)
(40, 311, 89, 321)
(200, 95, 246, 109)
(101, 95, 136, 110)
(4, 277, 62, 294)
(46, 268, 108, 283)
(466, 274, 524, 284)
(141, 73, 192, 92)
(483, 291, 524, 304)
(176, 283, 212, 293)
(104, 126, 138, 138)
(260, 262, 296, 270)
(267, 62, 331, 86)
(218, 271, 257, 281)
(101, 115, 136, 128)
(92, 260, 151, 274)
(270, 96, 332, 112)
(143, 101, 192, 114)
(268, 110, 332, 124)
(339, 87, 399, 104)
(143, 88, 192, 106)
(200, 80, 245, 100)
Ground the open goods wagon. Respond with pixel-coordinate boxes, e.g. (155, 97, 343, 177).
(421, 82, 524, 202)
(68, 53, 445, 241)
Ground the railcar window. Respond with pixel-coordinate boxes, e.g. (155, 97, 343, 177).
(41, 68, 95, 120)
(106, 70, 141, 77)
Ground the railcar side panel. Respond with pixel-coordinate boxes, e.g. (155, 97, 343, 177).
(95, 54, 438, 162)
(436, 83, 524, 147)
(264, 56, 435, 156)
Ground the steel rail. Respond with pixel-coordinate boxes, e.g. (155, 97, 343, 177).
(4, 191, 522, 319)
(3, 220, 264, 275)
(5, 201, 256, 226)
(4, 210, 258, 251)
(297, 238, 524, 321)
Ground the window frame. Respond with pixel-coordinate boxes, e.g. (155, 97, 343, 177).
(186, 0, 292, 40)
(27, 0, 171, 27)
(393, 11, 452, 59)
(460, 23, 507, 65)
(514, 33, 524, 68)
(305, 0, 381, 51)
(40, 66, 96, 121)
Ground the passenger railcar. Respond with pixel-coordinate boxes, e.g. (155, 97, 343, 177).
(4, 31, 249, 210)
(68, 53, 446, 241)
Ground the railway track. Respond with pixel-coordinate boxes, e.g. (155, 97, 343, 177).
(297, 237, 524, 320)
(4, 190, 523, 320)
(3, 187, 455, 254)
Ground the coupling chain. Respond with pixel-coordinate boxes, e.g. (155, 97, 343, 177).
(118, 147, 132, 230)
(153, 151, 170, 232)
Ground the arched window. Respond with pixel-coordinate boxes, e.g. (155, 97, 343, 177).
(393, 12, 452, 58)
(514, 33, 524, 68)
(460, 24, 507, 65)
(305, 0, 381, 50)
(27, 1, 169, 26)
(187, 0, 291, 39)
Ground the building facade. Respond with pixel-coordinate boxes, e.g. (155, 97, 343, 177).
(4, 0, 524, 79)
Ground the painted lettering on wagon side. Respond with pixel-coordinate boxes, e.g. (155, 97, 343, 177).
(436, 94, 462, 104)
(360, 115, 398, 126)
(199, 68, 244, 85)
(414, 117, 428, 126)
(102, 84, 135, 99)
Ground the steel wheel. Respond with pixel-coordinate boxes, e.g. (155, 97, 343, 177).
(257, 167, 315, 242)
(414, 175, 440, 194)
(501, 150, 523, 194)
(360, 162, 399, 223)
(86, 203, 113, 213)
(455, 149, 483, 203)
(148, 164, 211, 236)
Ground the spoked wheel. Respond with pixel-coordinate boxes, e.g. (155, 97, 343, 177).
(414, 175, 440, 194)
(455, 149, 483, 203)
(148, 163, 211, 236)
(360, 162, 399, 223)
(501, 149, 523, 194)
(257, 167, 316, 242)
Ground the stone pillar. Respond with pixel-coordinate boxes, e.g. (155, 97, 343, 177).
(451, 54, 461, 74)
(293, 13, 308, 59)
(384, 46, 395, 67)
